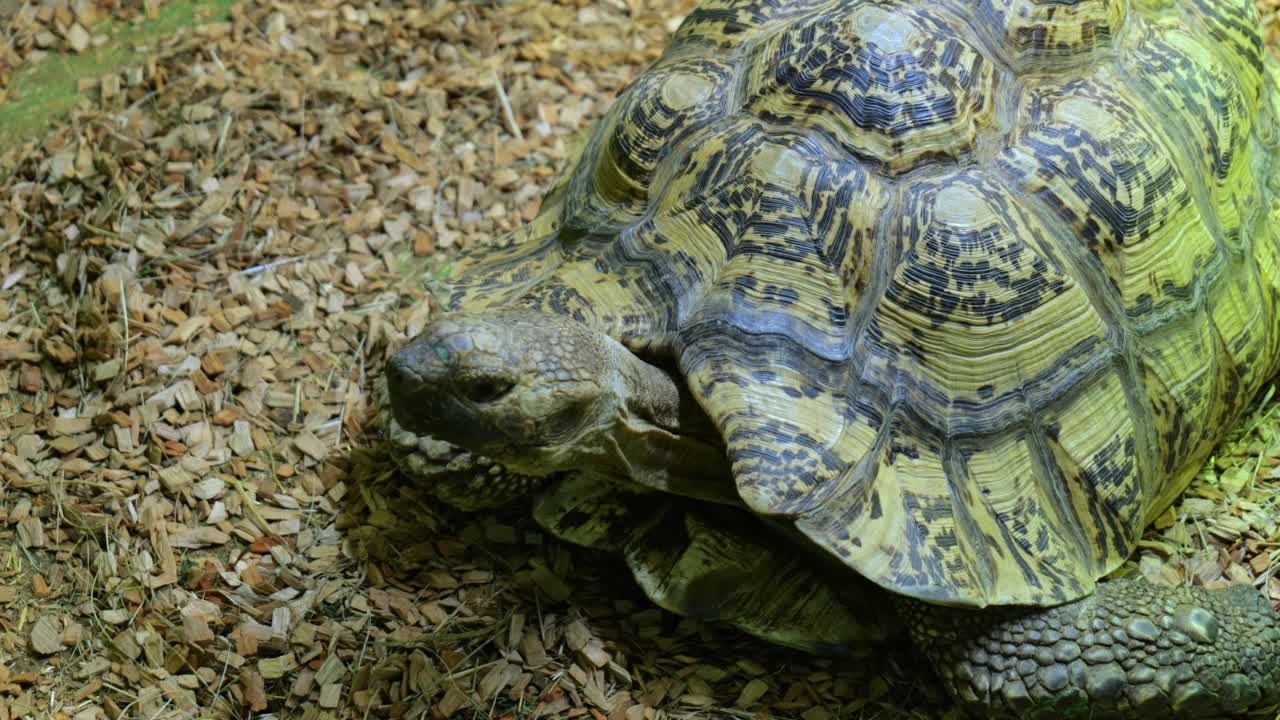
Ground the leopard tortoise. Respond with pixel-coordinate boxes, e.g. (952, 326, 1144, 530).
(384, 0, 1280, 716)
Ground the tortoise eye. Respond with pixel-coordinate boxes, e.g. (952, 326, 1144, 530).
(460, 378, 515, 404)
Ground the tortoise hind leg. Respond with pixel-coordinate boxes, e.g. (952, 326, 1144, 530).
(532, 474, 895, 655)
(901, 578, 1280, 719)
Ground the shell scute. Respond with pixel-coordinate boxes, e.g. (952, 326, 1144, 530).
(1183, 0, 1265, 88)
(1123, 20, 1260, 261)
(744, 3, 995, 174)
(564, 56, 738, 228)
(1039, 366, 1149, 576)
(976, 0, 1125, 62)
(999, 73, 1224, 326)
(1137, 310, 1221, 481)
(796, 413, 1100, 605)
(1202, 242, 1280, 421)
(671, 0, 830, 48)
(668, 117, 891, 357)
(856, 171, 1113, 437)
(1126, 26, 1254, 185)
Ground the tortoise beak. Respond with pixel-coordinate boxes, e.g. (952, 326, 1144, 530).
(384, 343, 444, 436)
(384, 319, 518, 447)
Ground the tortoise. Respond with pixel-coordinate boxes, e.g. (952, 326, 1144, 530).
(383, 0, 1280, 715)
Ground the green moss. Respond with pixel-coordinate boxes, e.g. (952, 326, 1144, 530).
(0, 0, 237, 154)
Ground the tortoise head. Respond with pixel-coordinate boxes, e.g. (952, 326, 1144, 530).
(386, 309, 618, 476)
(385, 308, 736, 507)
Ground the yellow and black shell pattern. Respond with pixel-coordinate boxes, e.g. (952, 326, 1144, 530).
(437, 0, 1280, 608)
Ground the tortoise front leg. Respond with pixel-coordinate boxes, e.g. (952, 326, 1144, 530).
(903, 579, 1280, 719)
(533, 474, 896, 655)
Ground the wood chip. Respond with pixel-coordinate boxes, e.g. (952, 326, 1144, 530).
(241, 669, 268, 712)
(192, 476, 226, 500)
(319, 683, 343, 708)
(169, 527, 231, 548)
(30, 616, 63, 655)
(294, 431, 328, 461)
(735, 679, 768, 708)
(520, 632, 549, 668)
(65, 23, 90, 53)
(48, 416, 93, 435)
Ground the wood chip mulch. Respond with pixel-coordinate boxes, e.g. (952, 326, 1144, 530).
(2, 1, 177, 100)
(0, 1, 1278, 719)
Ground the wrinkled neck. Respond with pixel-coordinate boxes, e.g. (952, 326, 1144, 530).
(599, 344, 738, 506)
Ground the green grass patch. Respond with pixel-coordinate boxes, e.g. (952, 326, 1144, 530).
(0, 0, 237, 154)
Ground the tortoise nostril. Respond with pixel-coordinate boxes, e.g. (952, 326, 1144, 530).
(385, 353, 420, 390)
(461, 377, 516, 404)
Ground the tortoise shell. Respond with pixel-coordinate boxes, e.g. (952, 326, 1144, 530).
(432, 0, 1280, 607)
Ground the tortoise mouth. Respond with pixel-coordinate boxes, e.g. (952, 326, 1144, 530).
(383, 353, 438, 436)
(383, 344, 590, 469)
(382, 409, 556, 510)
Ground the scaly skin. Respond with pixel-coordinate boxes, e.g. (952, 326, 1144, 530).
(382, 405, 542, 510)
(907, 580, 1280, 719)
(384, 309, 1280, 719)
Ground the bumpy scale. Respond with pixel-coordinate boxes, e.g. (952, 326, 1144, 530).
(383, 0, 1280, 716)
(909, 581, 1280, 717)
